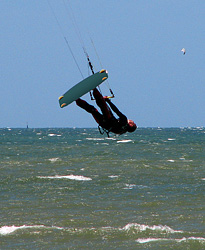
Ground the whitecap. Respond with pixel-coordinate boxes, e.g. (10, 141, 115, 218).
(48, 133, 61, 137)
(123, 184, 136, 190)
(123, 223, 183, 233)
(179, 158, 193, 162)
(136, 238, 170, 243)
(105, 137, 116, 141)
(48, 133, 56, 136)
(168, 138, 176, 141)
(117, 139, 133, 143)
(176, 237, 205, 242)
(136, 237, 204, 243)
(167, 160, 175, 162)
(108, 175, 119, 178)
(0, 225, 45, 235)
(38, 175, 92, 181)
(48, 158, 60, 162)
(86, 138, 104, 141)
(136, 237, 205, 243)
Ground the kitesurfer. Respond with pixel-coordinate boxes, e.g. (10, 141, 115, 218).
(76, 88, 137, 136)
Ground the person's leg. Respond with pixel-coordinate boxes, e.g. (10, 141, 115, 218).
(76, 98, 103, 124)
(76, 98, 95, 113)
(93, 89, 112, 119)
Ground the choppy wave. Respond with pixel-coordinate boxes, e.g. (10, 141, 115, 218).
(1, 128, 204, 249)
(108, 175, 119, 178)
(0, 223, 183, 236)
(136, 237, 205, 244)
(167, 159, 175, 162)
(37, 175, 92, 181)
(0, 225, 63, 236)
(1, 223, 204, 248)
(48, 157, 61, 162)
(176, 237, 205, 242)
(48, 133, 61, 137)
(86, 137, 105, 141)
(122, 223, 183, 233)
(123, 184, 136, 190)
(117, 139, 133, 143)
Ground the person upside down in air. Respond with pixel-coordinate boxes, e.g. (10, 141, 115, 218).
(76, 88, 137, 136)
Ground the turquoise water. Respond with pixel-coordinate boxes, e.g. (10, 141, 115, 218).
(0, 128, 204, 249)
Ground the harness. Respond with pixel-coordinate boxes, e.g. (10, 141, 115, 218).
(98, 124, 128, 137)
(98, 126, 111, 138)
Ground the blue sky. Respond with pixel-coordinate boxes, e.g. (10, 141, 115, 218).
(1, 0, 204, 128)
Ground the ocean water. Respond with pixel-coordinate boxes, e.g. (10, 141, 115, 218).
(0, 127, 204, 250)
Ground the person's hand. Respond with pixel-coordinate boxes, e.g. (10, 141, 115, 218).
(104, 97, 111, 103)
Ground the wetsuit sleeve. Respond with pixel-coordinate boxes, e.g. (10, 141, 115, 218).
(107, 100, 127, 120)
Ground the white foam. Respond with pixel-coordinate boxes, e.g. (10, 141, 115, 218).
(48, 133, 61, 137)
(123, 223, 183, 233)
(48, 133, 56, 136)
(117, 139, 133, 143)
(48, 157, 60, 162)
(123, 184, 136, 190)
(176, 237, 205, 242)
(86, 138, 104, 141)
(136, 238, 169, 243)
(167, 159, 175, 162)
(136, 237, 205, 243)
(168, 138, 176, 141)
(38, 174, 92, 181)
(179, 158, 193, 162)
(0, 225, 45, 235)
(108, 175, 119, 178)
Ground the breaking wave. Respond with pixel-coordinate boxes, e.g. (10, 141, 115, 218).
(136, 237, 205, 244)
(122, 223, 183, 233)
(0, 225, 63, 236)
(37, 174, 92, 181)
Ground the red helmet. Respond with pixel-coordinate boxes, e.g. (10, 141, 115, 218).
(127, 120, 137, 132)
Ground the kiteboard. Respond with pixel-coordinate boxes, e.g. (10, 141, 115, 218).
(59, 69, 108, 108)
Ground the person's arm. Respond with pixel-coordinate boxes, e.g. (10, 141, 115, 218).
(105, 99, 127, 119)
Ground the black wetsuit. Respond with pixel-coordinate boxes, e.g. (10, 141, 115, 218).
(76, 88, 129, 135)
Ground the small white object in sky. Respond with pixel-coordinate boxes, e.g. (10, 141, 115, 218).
(181, 48, 186, 55)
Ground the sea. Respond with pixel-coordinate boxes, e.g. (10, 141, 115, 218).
(0, 127, 204, 250)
